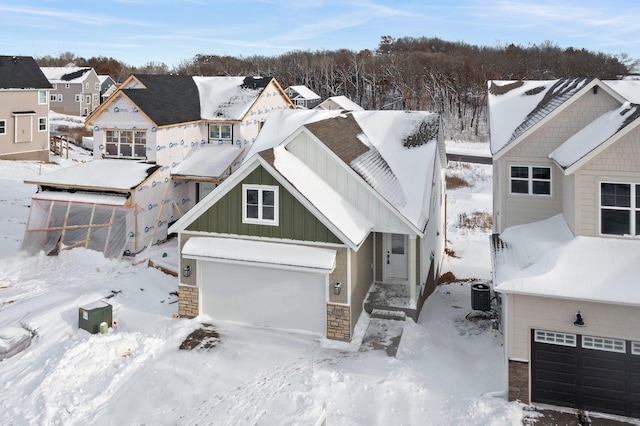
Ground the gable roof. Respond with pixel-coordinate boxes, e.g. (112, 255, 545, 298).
(40, 66, 95, 84)
(87, 75, 290, 128)
(488, 78, 635, 158)
(0, 56, 51, 90)
(254, 109, 441, 232)
(549, 102, 640, 172)
(285, 85, 320, 100)
(316, 95, 364, 111)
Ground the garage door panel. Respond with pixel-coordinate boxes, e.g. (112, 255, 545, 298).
(532, 330, 640, 419)
(201, 262, 326, 333)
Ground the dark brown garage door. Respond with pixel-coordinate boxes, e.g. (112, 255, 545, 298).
(531, 330, 640, 419)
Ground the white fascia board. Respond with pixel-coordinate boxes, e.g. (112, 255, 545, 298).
(288, 127, 423, 236)
(494, 286, 640, 308)
(493, 79, 623, 161)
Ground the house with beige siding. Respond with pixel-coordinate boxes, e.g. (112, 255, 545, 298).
(489, 78, 640, 420)
(0, 56, 52, 162)
(41, 66, 101, 116)
(22, 74, 294, 258)
(168, 109, 447, 342)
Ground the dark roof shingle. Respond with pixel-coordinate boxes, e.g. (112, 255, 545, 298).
(0, 56, 52, 90)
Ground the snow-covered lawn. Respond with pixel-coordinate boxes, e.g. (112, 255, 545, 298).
(0, 142, 524, 425)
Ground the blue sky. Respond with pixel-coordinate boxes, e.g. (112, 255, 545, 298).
(1, 0, 639, 67)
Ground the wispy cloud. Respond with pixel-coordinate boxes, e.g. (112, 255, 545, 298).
(0, 5, 152, 27)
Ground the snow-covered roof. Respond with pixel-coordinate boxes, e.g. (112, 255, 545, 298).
(286, 85, 320, 100)
(194, 76, 272, 120)
(244, 109, 343, 160)
(603, 79, 640, 103)
(24, 160, 160, 191)
(250, 109, 440, 232)
(488, 79, 593, 155)
(316, 95, 364, 111)
(273, 145, 374, 247)
(183, 236, 337, 273)
(549, 102, 640, 169)
(32, 191, 129, 206)
(40, 67, 93, 84)
(172, 145, 243, 180)
(494, 215, 640, 307)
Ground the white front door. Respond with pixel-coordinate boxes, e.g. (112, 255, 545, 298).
(385, 233, 408, 281)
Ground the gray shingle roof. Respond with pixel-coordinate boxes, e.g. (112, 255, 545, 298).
(0, 56, 52, 90)
(122, 74, 201, 127)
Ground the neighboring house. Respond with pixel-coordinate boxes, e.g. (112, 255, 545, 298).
(22, 74, 294, 258)
(98, 75, 117, 103)
(168, 109, 447, 341)
(284, 85, 321, 109)
(489, 78, 640, 420)
(41, 65, 101, 116)
(0, 55, 52, 162)
(316, 95, 364, 111)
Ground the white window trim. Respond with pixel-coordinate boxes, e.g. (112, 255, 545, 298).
(38, 90, 47, 105)
(57, 94, 63, 102)
(95, 82, 100, 90)
(103, 128, 147, 159)
(632, 341, 640, 355)
(599, 181, 639, 237)
(509, 165, 552, 196)
(242, 184, 279, 226)
(38, 117, 47, 132)
(209, 123, 233, 143)
(65, 83, 70, 89)
(0, 119, 6, 135)
(75, 94, 82, 102)
(582, 335, 626, 353)
(534, 330, 576, 347)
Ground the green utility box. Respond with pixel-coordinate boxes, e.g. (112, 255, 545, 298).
(78, 301, 112, 334)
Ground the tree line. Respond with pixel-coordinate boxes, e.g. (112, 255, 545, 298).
(36, 37, 633, 140)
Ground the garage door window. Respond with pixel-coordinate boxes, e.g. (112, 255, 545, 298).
(582, 335, 626, 353)
(534, 330, 576, 346)
(242, 184, 278, 226)
(631, 341, 640, 355)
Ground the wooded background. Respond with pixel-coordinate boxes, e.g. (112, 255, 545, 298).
(37, 36, 633, 140)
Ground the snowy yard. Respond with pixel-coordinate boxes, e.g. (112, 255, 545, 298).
(0, 142, 525, 425)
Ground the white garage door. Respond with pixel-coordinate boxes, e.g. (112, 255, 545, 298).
(200, 261, 326, 333)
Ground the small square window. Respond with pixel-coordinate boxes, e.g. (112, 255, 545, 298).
(242, 185, 278, 225)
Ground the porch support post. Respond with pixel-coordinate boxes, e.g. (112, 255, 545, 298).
(409, 235, 417, 306)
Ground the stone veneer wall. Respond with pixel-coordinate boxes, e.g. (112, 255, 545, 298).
(509, 360, 529, 402)
(327, 304, 350, 341)
(179, 284, 199, 318)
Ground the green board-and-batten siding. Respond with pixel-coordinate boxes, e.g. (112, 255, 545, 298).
(186, 165, 343, 244)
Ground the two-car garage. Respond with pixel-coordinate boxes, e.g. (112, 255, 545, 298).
(182, 237, 336, 335)
(531, 329, 640, 418)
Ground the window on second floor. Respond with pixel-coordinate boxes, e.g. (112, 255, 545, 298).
(65, 83, 70, 89)
(0, 120, 6, 135)
(95, 82, 100, 91)
(601, 182, 640, 236)
(57, 94, 63, 102)
(209, 123, 232, 142)
(510, 165, 551, 195)
(242, 184, 278, 226)
(104, 129, 147, 159)
(38, 90, 47, 105)
(75, 94, 82, 102)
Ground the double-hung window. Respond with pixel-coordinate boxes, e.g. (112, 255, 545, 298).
(95, 82, 100, 91)
(209, 123, 232, 143)
(104, 129, 147, 159)
(510, 165, 551, 195)
(75, 94, 82, 102)
(242, 184, 278, 225)
(38, 117, 47, 132)
(0, 119, 5, 135)
(38, 90, 47, 105)
(600, 182, 640, 236)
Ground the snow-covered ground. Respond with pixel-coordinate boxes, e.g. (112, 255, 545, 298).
(0, 140, 524, 425)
